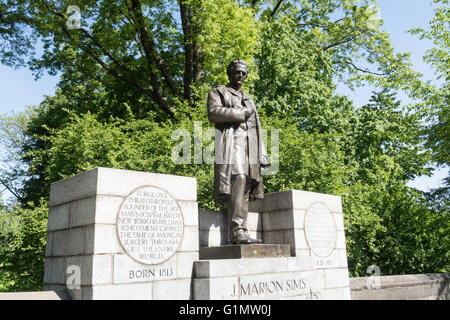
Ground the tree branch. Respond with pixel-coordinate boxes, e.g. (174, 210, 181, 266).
(270, 0, 283, 18)
(179, 0, 193, 101)
(322, 34, 357, 51)
(45, 1, 175, 118)
(119, 10, 146, 58)
(298, 17, 346, 29)
(127, 0, 183, 100)
(344, 59, 387, 76)
(0, 179, 22, 200)
(57, 12, 175, 118)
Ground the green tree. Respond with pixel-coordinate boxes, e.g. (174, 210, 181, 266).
(0, 200, 48, 291)
(409, 0, 449, 188)
(0, 109, 39, 204)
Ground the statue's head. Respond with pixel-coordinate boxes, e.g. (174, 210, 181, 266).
(227, 59, 248, 89)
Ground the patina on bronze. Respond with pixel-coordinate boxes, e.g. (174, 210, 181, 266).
(207, 59, 269, 245)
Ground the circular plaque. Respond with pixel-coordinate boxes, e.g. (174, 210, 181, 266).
(304, 202, 337, 257)
(116, 186, 184, 265)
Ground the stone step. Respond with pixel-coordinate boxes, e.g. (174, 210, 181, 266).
(0, 290, 71, 300)
(199, 244, 291, 260)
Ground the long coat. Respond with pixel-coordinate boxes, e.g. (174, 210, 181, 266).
(207, 84, 269, 205)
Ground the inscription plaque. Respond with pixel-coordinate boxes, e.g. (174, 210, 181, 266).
(116, 186, 184, 265)
(113, 254, 176, 284)
(304, 202, 337, 257)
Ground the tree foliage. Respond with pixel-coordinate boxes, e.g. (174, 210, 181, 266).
(409, 0, 449, 188)
(0, 200, 48, 291)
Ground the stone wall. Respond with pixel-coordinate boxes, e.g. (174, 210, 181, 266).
(350, 273, 449, 300)
(199, 209, 261, 247)
(196, 190, 351, 300)
(44, 167, 199, 300)
(39, 167, 448, 300)
(2, 272, 448, 300)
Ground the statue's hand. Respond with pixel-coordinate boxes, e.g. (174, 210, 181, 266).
(244, 108, 253, 119)
(260, 155, 270, 168)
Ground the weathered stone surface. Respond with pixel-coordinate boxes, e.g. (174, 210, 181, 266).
(176, 251, 199, 279)
(350, 273, 450, 300)
(304, 202, 337, 257)
(44, 257, 66, 284)
(65, 254, 113, 286)
(47, 203, 70, 231)
(287, 256, 316, 272)
(69, 196, 96, 227)
(49, 167, 197, 207)
(240, 270, 326, 300)
(92, 224, 122, 254)
(45, 232, 53, 257)
(195, 259, 250, 279)
(249, 190, 342, 214)
(199, 229, 228, 247)
(261, 209, 299, 231)
(178, 201, 198, 226)
(198, 209, 261, 247)
(248, 257, 290, 275)
(325, 268, 350, 289)
(49, 168, 99, 206)
(0, 290, 71, 300)
(291, 190, 342, 213)
(152, 279, 192, 300)
(193, 269, 330, 300)
(193, 189, 352, 300)
(198, 209, 225, 231)
(95, 167, 196, 201)
(199, 230, 262, 248)
(194, 257, 299, 279)
(95, 195, 123, 224)
(312, 248, 349, 269)
(199, 244, 290, 260)
(198, 209, 260, 231)
(45, 168, 200, 300)
(263, 229, 296, 255)
(193, 277, 239, 300)
(249, 190, 293, 212)
(44, 168, 357, 300)
(66, 227, 86, 255)
(321, 287, 351, 300)
(52, 230, 69, 256)
(178, 225, 199, 252)
(85, 283, 153, 300)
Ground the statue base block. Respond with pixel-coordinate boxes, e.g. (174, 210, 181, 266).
(44, 168, 351, 299)
(199, 244, 291, 260)
(195, 189, 351, 300)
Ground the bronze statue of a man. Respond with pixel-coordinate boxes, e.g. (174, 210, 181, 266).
(207, 59, 269, 245)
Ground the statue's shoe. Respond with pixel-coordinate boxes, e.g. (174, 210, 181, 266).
(230, 229, 252, 245)
(244, 230, 262, 244)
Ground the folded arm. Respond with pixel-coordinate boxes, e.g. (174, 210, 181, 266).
(207, 88, 246, 124)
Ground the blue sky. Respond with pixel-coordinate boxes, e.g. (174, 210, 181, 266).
(0, 0, 447, 194)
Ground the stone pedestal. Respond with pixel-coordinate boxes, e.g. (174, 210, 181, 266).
(198, 209, 261, 247)
(199, 244, 290, 260)
(195, 189, 351, 300)
(43, 167, 199, 300)
(193, 255, 350, 300)
(44, 168, 350, 300)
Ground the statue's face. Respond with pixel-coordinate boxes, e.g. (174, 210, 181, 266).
(228, 64, 248, 89)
